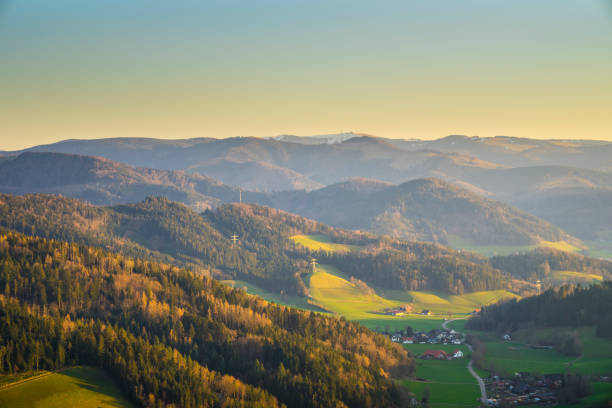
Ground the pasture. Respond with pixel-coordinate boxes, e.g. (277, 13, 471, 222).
(221, 279, 326, 312)
(0, 366, 134, 408)
(400, 343, 480, 408)
(290, 234, 364, 253)
(446, 235, 582, 256)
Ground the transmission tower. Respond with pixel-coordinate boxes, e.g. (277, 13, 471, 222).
(310, 258, 317, 273)
(231, 234, 239, 245)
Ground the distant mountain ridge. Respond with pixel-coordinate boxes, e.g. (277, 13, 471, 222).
(268, 178, 578, 246)
(0, 151, 580, 248)
(0, 151, 265, 210)
(2, 134, 610, 245)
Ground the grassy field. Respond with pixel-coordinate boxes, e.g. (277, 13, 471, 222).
(308, 264, 396, 318)
(290, 234, 364, 253)
(449, 321, 612, 377)
(384, 289, 519, 315)
(447, 236, 581, 256)
(0, 366, 134, 408)
(400, 344, 480, 407)
(556, 381, 612, 408)
(221, 279, 326, 312)
(541, 270, 603, 286)
(539, 240, 581, 253)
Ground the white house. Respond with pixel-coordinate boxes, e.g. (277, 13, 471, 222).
(453, 349, 464, 359)
(503, 334, 511, 341)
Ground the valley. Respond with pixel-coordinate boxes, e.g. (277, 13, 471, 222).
(0, 136, 610, 407)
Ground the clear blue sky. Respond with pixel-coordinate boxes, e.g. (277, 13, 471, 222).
(1, 0, 611, 149)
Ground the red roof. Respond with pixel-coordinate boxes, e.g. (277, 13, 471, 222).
(423, 350, 447, 359)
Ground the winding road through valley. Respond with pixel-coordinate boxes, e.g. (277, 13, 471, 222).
(442, 318, 488, 405)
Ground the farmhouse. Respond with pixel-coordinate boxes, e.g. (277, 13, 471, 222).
(421, 309, 432, 315)
(422, 349, 448, 360)
(452, 349, 464, 358)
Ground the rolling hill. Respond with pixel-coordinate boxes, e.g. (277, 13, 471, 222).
(268, 178, 579, 246)
(0, 151, 265, 210)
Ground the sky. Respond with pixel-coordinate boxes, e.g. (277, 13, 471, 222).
(1, 0, 611, 150)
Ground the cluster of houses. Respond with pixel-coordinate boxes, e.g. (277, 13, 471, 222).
(383, 306, 432, 316)
(485, 373, 562, 406)
(389, 328, 464, 345)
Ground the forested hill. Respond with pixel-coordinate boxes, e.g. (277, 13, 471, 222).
(267, 177, 577, 246)
(467, 282, 612, 339)
(0, 151, 588, 248)
(0, 230, 415, 407)
(0, 151, 265, 211)
(0, 193, 512, 295)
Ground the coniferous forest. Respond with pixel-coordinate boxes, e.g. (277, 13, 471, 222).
(0, 230, 414, 407)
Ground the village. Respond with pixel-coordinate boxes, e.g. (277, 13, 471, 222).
(388, 327, 465, 346)
(485, 372, 564, 406)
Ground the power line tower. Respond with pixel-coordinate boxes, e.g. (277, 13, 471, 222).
(239, 189, 242, 203)
(310, 258, 317, 273)
(231, 234, 239, 245)
(536, 280, 542, 295)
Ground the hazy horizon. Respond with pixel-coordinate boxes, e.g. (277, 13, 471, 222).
(1, 0, 611, 149)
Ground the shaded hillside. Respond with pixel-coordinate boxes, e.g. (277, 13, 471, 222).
(0, 230, 414, 408)
(0, 193, 512, 295)
(467, 281, 612, 337)
(12, 135, 505, 190)
(0, 152, 263, 210)
(0, 151, 594, 250)
(390, 135, 612, 171)
(510, 187, 612, 241)
(269, 178, 578, 246)
(13, 135, 611, 194)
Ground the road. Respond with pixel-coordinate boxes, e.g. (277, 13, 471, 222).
(442, 318, 488, 405)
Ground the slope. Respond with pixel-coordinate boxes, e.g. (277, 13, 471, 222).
(270, 178, 579, 247)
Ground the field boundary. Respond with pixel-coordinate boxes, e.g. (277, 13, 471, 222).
(0, 366, 76, 392)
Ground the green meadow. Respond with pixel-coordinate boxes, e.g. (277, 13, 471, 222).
(400, 344, 480, 408)
(446, 235, 581, 257)
(221, 279, 326, 312)
(0, 366, 134, 408)
(290, 234, 364, 253)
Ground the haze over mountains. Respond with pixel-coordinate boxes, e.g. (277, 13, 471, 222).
(1, 133, 611, 252)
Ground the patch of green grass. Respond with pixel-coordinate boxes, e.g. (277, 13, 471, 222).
(221, 280, 326, 312)
(542, 270, 603, 286)
(446, 235, 536, 256)
(481, 341, 574, 375)
(0, 371, 46, 388)
(447, 236, 582, 257)
(308, 264, 396, 319)
(399, 380, 480, 408)
(290, 234, 364, 253)
(0, 366, 134, 408)
(462, 325, 612, 377)
(404, 345, 474, 383)
(539, 240, 581, 253)
(358, 317, 446, 333)
(556, 381, 612, 408)
(381, 289, 519, 316)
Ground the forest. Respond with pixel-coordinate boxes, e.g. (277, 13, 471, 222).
(1, 193, 610, 299)
(467, 281, 612, 338)
(0, 230, 415, 407)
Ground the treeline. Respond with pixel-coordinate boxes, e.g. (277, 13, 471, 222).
(0, 230, 415, 407)
(467, 281, 612, 338)
(490, 248, 612, 281)
(320, 247, 505, 294)
(5, 193, 608, 298)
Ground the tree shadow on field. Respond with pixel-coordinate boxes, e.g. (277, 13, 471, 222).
(59, 366, 133, 408)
